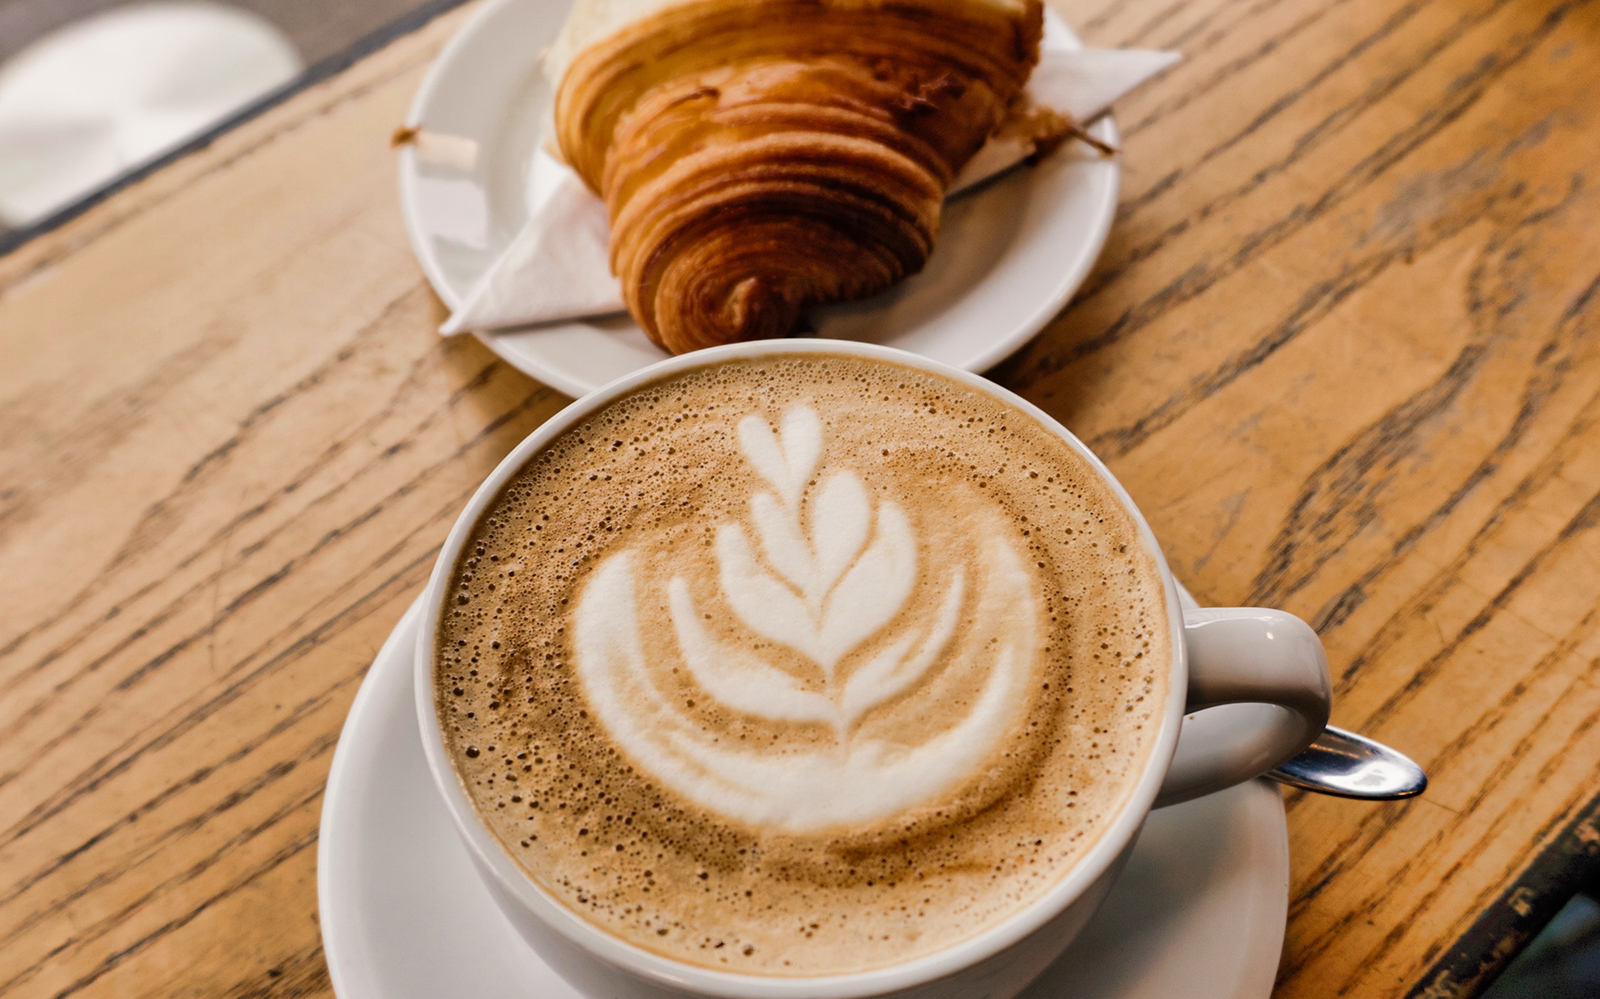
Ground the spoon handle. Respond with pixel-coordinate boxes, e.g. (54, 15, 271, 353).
(1266, 725, 1428, 800)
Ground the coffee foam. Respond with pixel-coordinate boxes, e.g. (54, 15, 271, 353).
(435, 355, 1169, 976)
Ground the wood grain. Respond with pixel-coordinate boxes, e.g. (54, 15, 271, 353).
(1, 0, 1597, 995)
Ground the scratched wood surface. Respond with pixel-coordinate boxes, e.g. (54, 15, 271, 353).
(1, 0, 1597, 994)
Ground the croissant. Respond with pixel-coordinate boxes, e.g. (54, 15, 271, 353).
(547, 0, 1045, 354)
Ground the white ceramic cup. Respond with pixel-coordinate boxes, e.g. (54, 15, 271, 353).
(414, 339, 1331, 999)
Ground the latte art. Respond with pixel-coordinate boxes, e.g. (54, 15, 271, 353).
(435, 355, 1169, 976)
(574, 406, 1038, 833)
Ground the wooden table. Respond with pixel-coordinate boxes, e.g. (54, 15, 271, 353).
(3, 0, 1598, 994)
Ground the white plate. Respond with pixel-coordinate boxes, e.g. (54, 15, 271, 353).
(318, 589, 1288, 999)
(398, 0, 1120, 397)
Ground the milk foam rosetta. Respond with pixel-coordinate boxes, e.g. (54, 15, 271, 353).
(436, 356, 1169, 976)
(575, 404, 1039, 833)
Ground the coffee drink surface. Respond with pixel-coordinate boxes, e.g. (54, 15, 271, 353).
(435, 355, 1169, 976)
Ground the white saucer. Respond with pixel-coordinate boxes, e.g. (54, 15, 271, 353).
(398, 0, 1120, 397)
(318, 592, 1288, 999)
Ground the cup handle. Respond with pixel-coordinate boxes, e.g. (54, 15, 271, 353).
(1154, 608, 1333, 808)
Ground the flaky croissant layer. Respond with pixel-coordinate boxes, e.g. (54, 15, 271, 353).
(552, 0, 1044, 354)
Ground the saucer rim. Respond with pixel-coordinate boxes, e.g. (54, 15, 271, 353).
(318, 587, 1288, 999)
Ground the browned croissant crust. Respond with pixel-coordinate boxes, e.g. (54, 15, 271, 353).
(552, 0, 1043, 354)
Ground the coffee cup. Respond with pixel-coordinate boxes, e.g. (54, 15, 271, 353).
(413, 339, 1330, 999)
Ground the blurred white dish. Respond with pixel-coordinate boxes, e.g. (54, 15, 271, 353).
(398, 0, 1120, 397)
(318, 587, 1288, 999)
(0, 1, 301, 226)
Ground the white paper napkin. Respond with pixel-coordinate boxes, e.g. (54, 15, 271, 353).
(440, 21, 1178, 336)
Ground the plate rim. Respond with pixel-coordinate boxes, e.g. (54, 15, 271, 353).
(945, 117, 1119, 376)
(398, 0, 531, 312)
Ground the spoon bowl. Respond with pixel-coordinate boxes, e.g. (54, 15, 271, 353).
(1267, 725, 1427, 800)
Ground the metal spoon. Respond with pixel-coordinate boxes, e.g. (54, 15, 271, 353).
(1267, 725, 1427, 800)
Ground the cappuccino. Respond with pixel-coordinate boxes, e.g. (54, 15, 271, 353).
(435, 355, 1169, 975)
